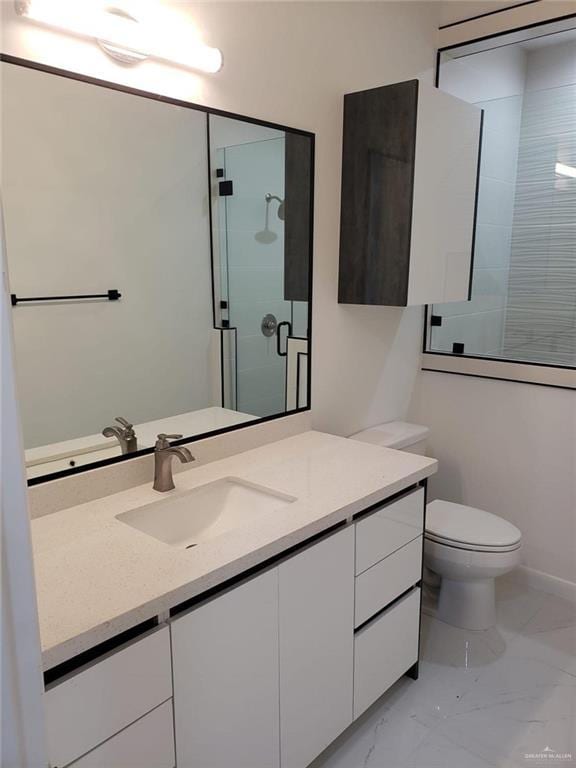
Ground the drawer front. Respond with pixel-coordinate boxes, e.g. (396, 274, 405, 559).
(353, 588, 420, 719)
(355, 487, 424, 575)
(355, 537, 422, 627)
(69, 701, 175, 768)
(45, 626, 172, 768)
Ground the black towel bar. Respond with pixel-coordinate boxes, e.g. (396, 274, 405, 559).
(11, 289, 121, 306)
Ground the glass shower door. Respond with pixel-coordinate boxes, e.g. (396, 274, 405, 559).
(217, 135, 291, 417)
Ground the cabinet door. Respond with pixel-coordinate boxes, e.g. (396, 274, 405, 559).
(45, 626, 172, 768)
(338, 80, 481, 307)
(68, 701, 175, 768)
(279, 526, 355, 768)
(408, 82, 482, 305)
(171, 569, 279, 768)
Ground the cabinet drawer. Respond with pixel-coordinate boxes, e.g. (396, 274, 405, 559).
(353, 588, 420, 719)
(355, 487, 424, 575)
(355, 537, 422, 627)
(68, 701, 175, 768)
(45, 625, 172, 768)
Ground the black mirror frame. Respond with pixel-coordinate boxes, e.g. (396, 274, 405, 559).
(0, 54, 315, 486)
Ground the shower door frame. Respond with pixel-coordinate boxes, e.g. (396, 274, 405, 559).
(207, 122, 313, 418)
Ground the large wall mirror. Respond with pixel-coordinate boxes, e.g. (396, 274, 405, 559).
(1, 57, 314, 483)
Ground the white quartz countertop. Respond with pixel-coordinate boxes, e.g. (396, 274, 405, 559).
(31, 431, 437, 670)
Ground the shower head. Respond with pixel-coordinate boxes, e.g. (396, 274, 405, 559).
(255, 194, 278, 244)
(265, 193, 285, 221)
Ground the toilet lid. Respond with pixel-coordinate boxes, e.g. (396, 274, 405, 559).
(426, 500, 522, 549)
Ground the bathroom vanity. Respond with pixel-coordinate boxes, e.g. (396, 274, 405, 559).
(1, 43, 471, 768)
(34, 431, 436, 768)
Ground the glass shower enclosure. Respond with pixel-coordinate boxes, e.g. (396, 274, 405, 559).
(209, 115, 311, 418)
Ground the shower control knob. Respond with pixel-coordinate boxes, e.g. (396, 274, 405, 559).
(261, 313, 278, 337)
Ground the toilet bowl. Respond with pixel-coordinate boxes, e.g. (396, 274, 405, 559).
(425, 500, 521, 629)
(349, 421, 522, 631)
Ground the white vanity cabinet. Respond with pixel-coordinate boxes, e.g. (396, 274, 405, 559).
(352, 487, 424, 718)
(279, 526, 355, 768)
(43, 482, 427, 768)
(171, 568, 281, 768)
(66, 701, 175, 768)
(354, 588, 421, 718)
(171, 526, 355, 768)
(44, 625, 174, 768)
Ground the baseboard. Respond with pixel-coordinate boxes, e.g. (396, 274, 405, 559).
(510, 565, 576, 603)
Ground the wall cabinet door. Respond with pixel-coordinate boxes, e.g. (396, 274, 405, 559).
(171, 569, 280, 768)
(279, 526, 355, 768)
(338, 79, 482, 307)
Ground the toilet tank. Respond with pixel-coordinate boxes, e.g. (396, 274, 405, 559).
(350, 421, 430, 456)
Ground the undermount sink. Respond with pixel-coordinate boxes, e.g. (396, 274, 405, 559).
(116, 477, 297, 548)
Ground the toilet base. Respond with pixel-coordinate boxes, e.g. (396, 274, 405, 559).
(437, 577, 496, 631)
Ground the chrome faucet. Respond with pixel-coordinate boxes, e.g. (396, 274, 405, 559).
(153, 433, 195, 492)
(102, 417, 138, 454)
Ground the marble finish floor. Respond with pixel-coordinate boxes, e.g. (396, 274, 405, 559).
(313, 577, 576, 768)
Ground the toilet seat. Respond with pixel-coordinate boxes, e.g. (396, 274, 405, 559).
(424, 532, 522, 553)
(426, 500, 522, 552)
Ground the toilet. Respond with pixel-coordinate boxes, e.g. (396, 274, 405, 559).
(350, 421, 522, 631)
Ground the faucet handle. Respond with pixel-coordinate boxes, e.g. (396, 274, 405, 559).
(155, 433, 183, 450)
(115, 416, 135, 433)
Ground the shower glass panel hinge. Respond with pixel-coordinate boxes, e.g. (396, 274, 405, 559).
(452, 342, 465, 354)
(431, 315, 442, 327)
(219, 180, 233, 196)
(220, 300, 228, 309)
(216, 168, 225, 178)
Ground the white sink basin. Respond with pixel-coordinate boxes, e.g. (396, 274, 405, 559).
(116, 477, 297, 548)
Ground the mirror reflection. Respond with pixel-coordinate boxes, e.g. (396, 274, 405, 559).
(209, 115, 311, 418)
(1, 62, 313, 481)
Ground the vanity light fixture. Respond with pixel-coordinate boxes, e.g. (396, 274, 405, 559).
(14, 0, 223, 73)
(555, 162, 576, 179)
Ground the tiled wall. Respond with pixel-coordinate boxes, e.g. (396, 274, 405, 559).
(502, 80, 576, 366)
(430, 40, 575, 367)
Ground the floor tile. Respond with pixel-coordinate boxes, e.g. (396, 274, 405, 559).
(314, 581, 576, 768)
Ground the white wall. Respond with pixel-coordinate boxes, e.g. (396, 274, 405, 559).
(0, 0, 439, 441)
(410, 372, 576, 585)
(1, 61, 214, 447)
(1, 204, 47, 767)
(413, 11, 576, 589)
(524, 36, 576, 91)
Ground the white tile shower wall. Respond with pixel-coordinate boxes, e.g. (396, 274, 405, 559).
(502, 42, 576, 366)
(218, 136, 290, 418)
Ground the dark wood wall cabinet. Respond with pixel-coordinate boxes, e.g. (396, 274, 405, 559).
(338, 79, 482, 307)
